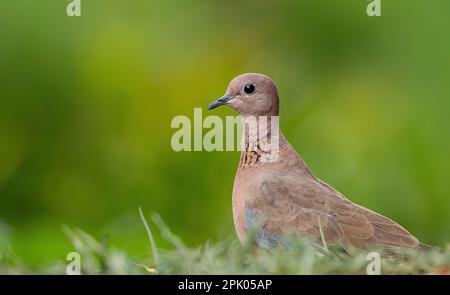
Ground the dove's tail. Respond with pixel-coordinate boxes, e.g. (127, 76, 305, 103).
(417, 242, 437, 252)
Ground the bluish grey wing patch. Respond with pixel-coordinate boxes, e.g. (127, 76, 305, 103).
(244, 207, 283, 249)
(256, 230, 283, 249)
(244, 207, 258, 230)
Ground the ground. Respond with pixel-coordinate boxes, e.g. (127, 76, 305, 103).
(1, 212, 449, 275)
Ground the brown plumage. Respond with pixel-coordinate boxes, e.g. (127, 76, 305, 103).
(208, 73, 421, 251)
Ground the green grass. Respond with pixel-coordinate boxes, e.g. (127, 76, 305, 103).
(1, 211, 449, 275)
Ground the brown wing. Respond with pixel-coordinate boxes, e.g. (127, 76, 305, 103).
(244, 175, 419, 250)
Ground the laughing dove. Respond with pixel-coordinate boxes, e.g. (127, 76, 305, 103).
(208, 73, 422, 251)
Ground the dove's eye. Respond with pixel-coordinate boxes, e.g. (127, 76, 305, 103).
(243, 84, 255, 94)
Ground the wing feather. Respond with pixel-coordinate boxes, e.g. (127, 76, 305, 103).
(244, 175, 419, 250)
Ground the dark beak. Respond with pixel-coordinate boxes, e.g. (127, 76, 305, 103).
(208, 95, 235, 110)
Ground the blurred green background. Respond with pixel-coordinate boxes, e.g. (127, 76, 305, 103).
(0, 0, 449, 268)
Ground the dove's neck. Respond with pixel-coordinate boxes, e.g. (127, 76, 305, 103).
(238, 115, 281, 168)
(238, 115, 312, 173)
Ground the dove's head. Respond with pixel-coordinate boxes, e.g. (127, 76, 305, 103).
(208, 73, 279, 116)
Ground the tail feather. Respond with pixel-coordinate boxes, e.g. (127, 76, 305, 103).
(417, 243, 437, 252)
